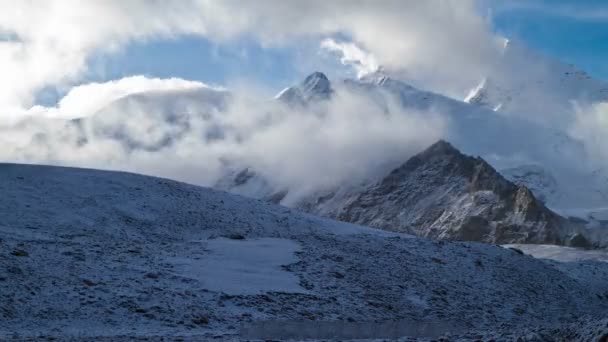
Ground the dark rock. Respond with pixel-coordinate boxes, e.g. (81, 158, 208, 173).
(144, 272, 160, 279)
(11, 249, 29, 257)
(82, 279, 96, 287)
(226, 233, 245, 240)
(192, 315, 209, 325)
(567, 233, 591, 249)
(508, 247, 525, 255)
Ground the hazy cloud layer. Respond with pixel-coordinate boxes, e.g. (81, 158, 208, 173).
(570, 103, 608, 170)
(0, 78, 446, 200)
(28, 76, 217, 120)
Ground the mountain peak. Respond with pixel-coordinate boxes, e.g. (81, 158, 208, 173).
(276, 71, 332, 104)
(421, 140, 460, 157)
(303, 71, 329, 83)
(301, 71, 331, 96)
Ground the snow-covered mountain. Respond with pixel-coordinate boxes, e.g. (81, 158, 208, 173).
(216, 71, 608, 228)
(2, 163, 608, 340)
(460, 40, 608, 220)
(355, 70, 608, 219)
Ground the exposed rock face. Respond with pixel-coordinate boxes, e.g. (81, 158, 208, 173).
(331, 141, 570, 245)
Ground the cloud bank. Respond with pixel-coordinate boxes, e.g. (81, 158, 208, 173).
(570, 103, 608, 170)
(28, 76, 217, 120)
(1, 77, 446, 201)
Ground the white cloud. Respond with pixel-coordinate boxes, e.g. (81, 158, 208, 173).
(320, 38, 379, 78)
(28, 76, 218, 120)
(0, 76, 446, 202)
(569, 103, 608, 168)
(0, 0, 216, 121)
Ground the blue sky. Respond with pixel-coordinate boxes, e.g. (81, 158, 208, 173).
(82, 35, 350, 97)
(488, 0, 608, 80)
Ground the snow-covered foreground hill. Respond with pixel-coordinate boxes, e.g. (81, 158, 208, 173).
(1, 164, 608, 341)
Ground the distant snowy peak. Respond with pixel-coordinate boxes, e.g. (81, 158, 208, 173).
(465, 39, 608, 121)
(276, 71, 333, 105)
(301, 71, 332, 95)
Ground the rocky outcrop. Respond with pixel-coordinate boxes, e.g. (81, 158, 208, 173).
(331, 141, 580, 245)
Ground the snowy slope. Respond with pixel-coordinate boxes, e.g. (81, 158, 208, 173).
(2, 163, 608, 340)
(505, 244, 608, 263)
(502, 164, 561, 204)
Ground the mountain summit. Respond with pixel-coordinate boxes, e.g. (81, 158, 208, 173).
(276, 71, 332, 104)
